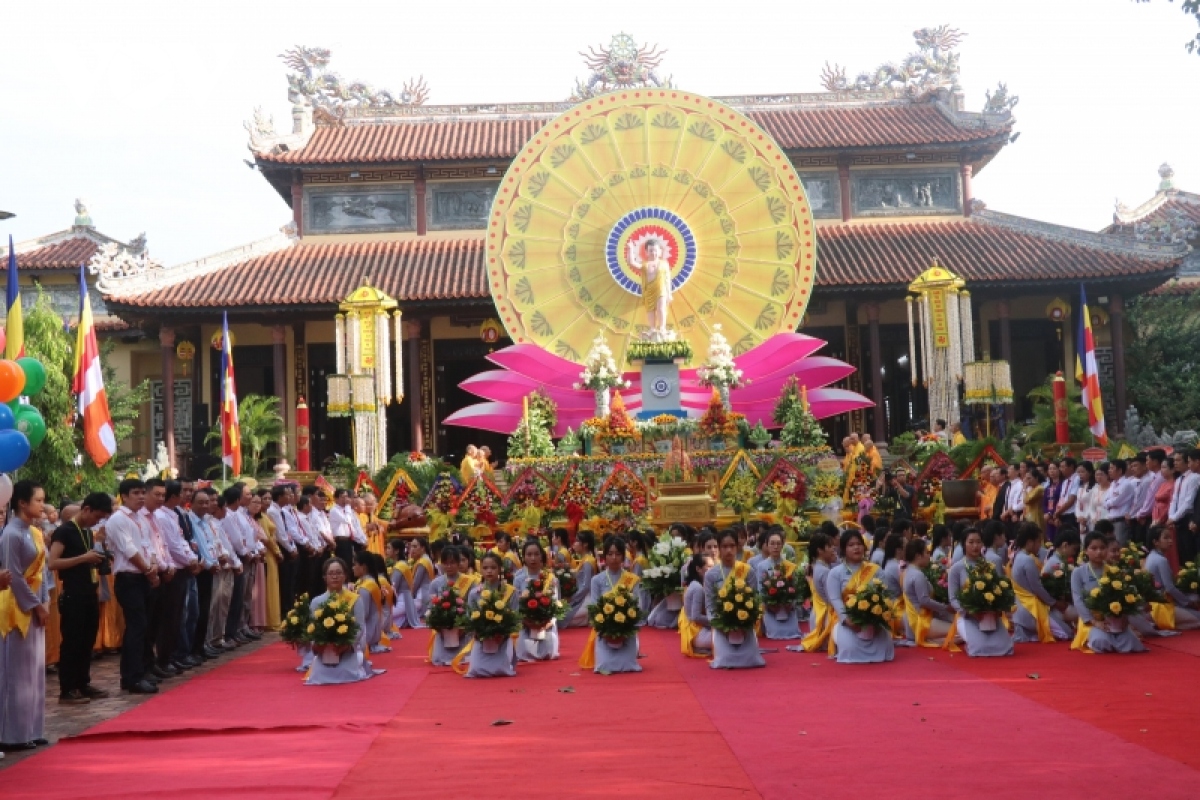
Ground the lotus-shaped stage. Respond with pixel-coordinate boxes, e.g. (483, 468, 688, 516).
(444, 332, 872, 436)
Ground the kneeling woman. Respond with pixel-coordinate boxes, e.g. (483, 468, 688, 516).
(306, 558, 384, 685)
(459, 553, 519, 678)
(753, 530, 802, 640)
(902, 539, 954, 647)
(513, 539, 561, 662)
(679, 553, 714, 657)
(563, 531, 597, 629)
(947, 528, 1014, 657)
(580, 536, 643, 674)
(801, 532, 838, 653)
(1010, 523, 1071, 643)
(1146, 525, 1200, 632)
(827, 530, 894, 664)
(427, 546, 477, 666)
(1071, 532, 1147, 654)
(704, 530, 766, 669)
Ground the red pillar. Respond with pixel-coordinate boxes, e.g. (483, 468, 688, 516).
(1109, 293, 1127, 434)
(837, 157, 852, 222)
(159, 326, 176, 472)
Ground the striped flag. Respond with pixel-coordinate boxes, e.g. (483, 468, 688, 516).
(219, 312, 242, 475)
(5, 235, 24, 359)
(1075, 284, 1109, 446)
(73, 264, 117, 466)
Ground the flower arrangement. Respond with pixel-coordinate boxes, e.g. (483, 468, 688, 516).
(710, 574, 763, 633)
(588, 585, 641, 645)
(597, 392, 640, 446)
(916, 476, 943, 509)
(555, 467, 592, 527)
(956, 561, 1015, 622)
(696, 324, 746, 390)
(1177, 561, 1200, 594)
(748, 421, 772, 449)
(458, 586, 521, 643)
(1040, 560, 1074, 602)
(454, 478, 501, 527)
(574, 334, 631, 391)
(518, 571, 568, 628)
(698, 389, 745, 439)
(423, 473, 459, 514)
(310, 592, 361, 659)
(774, 377, 826, 448)
(841, 578, 894, 632)
(722, 472, 759, 519)
(922, 558, 950, 604)
(810, 471, 844, 508)
(554, 566, 578, 599)
(1083, 565, 1143, 622)
(759, 564, 801, 611)
(1117, 542, 1162, 605)
(627, 339, 694, 364)
(641, 533, 688, 599)
(425, 585, 466, 630)
(280, 593, 312, 646)
(639, 413, 696, 443)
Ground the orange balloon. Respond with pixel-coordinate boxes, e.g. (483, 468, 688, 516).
(0, 360, 26, 403)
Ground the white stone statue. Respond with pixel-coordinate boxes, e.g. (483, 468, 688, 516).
(627, 238, 674, 342)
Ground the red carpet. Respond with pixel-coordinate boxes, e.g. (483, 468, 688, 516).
(5, 628, 1200, 799)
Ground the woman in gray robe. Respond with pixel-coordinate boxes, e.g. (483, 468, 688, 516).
(464, 553, 517, 678)
(1010, 526, 1071, 642)
(682, 554, 713, 654)
(826, 530, 895, 664)
(386, 539, 415, 629)
(753, 530, 800, 641)
(948, 529, 1014, 657)
(426, 547, 472, 666)
(305, 558, 384, 685)
(703, 530, 765, 669)
(563, 531, 597, 629)
(1147, 526, 1200, 629)
(901, 539, 954, 645)
(352, 552, 385, 653)
(1072, 532, 1146, 653)
(587, 536, 642, 674)
(0, 481, 50, 749)
(513, 540, 560, 662)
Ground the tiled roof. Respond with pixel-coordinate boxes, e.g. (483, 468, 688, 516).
(257, 101, 1009, 166)
(4, 236, 100, 271)
(106, 213, 1184, 313)
(1111, 191, 1200, 228)
(109, 238, 488, 309)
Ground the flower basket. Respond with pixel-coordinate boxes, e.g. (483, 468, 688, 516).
(603, 636, 629, 649)
(457, 586, 521, 647)
(841, 577, 893, 634)
(1104, 616, 1128, 634)
(480, 636, 503, 654)
(518, 570, 567, 634)
(856, 625, 876, 641)
(309, 592, 360, 659)
(441, 629, 461, 649)
(1083, 565, 1143, 626)
(710, 573, 763, 635)
(642, 534, 689, 600)
(977, 611, 999, 632)
(317, 645, 347, 666)
(588, 585, 641, 645)
(956, 561, 1015, 624)
(726, 629, 746, 646)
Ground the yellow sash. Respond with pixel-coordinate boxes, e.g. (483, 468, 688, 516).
(678, 587, 707, 659)
(801, 574, 834, 653)
(0, 527, 46, 638)
(390, 560, 414, 590)
(579, 570, 640, 669)
(451, 583, 515, 675)
(1012, 573, 1055, 643)
(828, 562, 880, 656)
(1150, 601, 1177, 631)
(416, 556, 436, 582)
(1071, 619, 1094, 653)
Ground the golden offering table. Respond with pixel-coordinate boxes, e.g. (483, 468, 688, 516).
(651, 482, 717, 527)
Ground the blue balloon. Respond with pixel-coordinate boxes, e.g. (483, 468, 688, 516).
(0, 429, 31, 472)
(0, 403, 13, 431)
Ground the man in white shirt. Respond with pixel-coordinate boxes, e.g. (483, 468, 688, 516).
(185, 489, 223, 660)
(1001, 464, 1025, 538)
(147, 479, 199, 676)
(1175, 450, 1200, 563)
(1054, 457, 1080, 529)
(267, 484, 300, 609)
(219, 485, 253, 646)
(1104, 460, 1134, 545)
(1133, 451, 1165, 544)
(105, 479, 160, 695)
(231, 483, 264, 642)
(329, 489, 357, 567)
(208, 491, 243, 649)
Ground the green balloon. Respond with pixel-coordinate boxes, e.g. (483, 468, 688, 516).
(14, 405, 46, 449)
(16, 358, 46, 397)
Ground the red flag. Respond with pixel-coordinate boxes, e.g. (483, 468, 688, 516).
(72, 265, 117, 466)
(220, 312, 242, 475)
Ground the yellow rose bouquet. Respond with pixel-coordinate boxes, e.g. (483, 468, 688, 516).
(457, 586, 520, 645)
(309, 593, 360, 665)
(956, 561, 1015, 631)
(710, 575, 763, 638)
(587, 585, 641, 648)
(1084, 565, 1143, 632)
(279, 593, 312, 647)
(1177, 561, 1200, 594)
(841, 578, 893, 637)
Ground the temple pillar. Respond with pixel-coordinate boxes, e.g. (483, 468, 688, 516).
(272, 325, 289, 464)
(415, 165, 427, 236)
(837, 157, 852, 222)
(866, 302, 886, 441)
(998, 300, 1014, 425)
(290, 173, 303, 235)
(405, 321, 424, 452)
(961, 160, 974, 217)
(159, 326, 176, 471)
(1110, 293, 1127, 433)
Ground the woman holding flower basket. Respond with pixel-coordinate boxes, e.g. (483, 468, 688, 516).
(563, 531, 598, 628)
(644, 532, 689, 629)
(453, 553, 521, 677)
(826, 530, 895, 664)
(800, 532, 839, 653)
(902, 540, 954, 647)
(513, 540, 565, 662)
(1146, 526, 1200, 632)
(704, 530, 766, 668)
(353, 552, 391, 654)
(426, 546, 476, 666)
(753, 530, 802, 640)
(626, 532, 653, 624)
(680, 554, 714, 657)
(305, 559, 383, 685)
(1071, 533, 1147, 653)
(946, 528, 1015, 657)
(1010, 525, 1071, 643)
(580, 537, 643, 674)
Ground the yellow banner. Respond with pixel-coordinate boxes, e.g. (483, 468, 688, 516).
(360, 313, 376, 370)
(929, 289, 949, 348)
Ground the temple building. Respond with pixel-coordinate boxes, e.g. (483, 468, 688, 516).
(1108, 163, 1200, 293)
(85, 35, 1187, 475)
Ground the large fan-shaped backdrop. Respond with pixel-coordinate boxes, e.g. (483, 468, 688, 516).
(487, 90, 817, 365)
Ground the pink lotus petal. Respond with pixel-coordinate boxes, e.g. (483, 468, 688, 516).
(460, 372, 595, 410)
(733, 333, 826, 373)
(728, 358, 857, 402)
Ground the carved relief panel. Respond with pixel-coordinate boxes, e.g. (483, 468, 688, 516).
(799, 174, 840, 219)
(851, 171, 960, 216)
(427, 181, 499, 230)
(304, 185, 415, 234)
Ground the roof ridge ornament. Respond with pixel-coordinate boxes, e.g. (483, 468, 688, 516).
(281, 46, 429, 125)
(819, 26, 974, 105)
(570, 33, 672, 101)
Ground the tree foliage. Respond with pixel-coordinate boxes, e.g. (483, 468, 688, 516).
(774, 376, 827, 448)
(1126, 293, 1200, 431)
(1137, 0, 1200, 55)
(204, 394, 285, 477)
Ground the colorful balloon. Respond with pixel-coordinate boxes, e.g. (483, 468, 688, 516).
(0, 403, 13, 431)
(13, 405, 46, 449)
(0, 429, 31, 472)
(16, 357, 46, 397)
(0, 360, 25, 403)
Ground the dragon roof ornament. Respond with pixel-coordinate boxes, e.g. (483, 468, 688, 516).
(281, 46, 429, 122)
(570, 33, 672, 101)
(819, 26, 995, 110)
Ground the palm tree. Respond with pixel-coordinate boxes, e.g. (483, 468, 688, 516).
(204, 394, 285, 477)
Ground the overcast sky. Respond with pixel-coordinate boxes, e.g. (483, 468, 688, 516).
(3, 0, 1198, 264)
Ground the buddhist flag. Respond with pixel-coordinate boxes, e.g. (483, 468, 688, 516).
(5, 235, 23, 359)
(1075, 284, 1108, 446)
(219, 312, 242, 475)
(72, 265, 117, 466)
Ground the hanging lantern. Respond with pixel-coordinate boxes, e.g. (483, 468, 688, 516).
(393, 310, 405, 404)
(906, 260, 970, 428)
(351, 373, 377, 413)
(327, 374, 351, 418)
